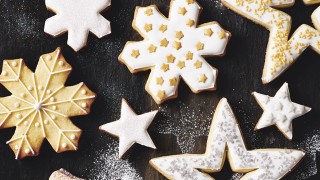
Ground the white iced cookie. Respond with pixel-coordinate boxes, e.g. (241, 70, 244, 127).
(252, 82, 311, 140)
(99, 99, 158, 158)
(221, 0, 320, 84)
(49, 169, 83, 180)
(119, 0, 230, 104)
(150, 98, 305, 180)
(44, 0, 111, 51)
(0, 48, 96, 159)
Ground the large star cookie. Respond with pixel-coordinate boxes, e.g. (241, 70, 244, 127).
(119, 0, 230, 104)
(150, 98, 305, 179)
(252, 82, 311, 140)
(221, 0, 320, 83)
(0, 48, 96, 159)
(44, 0, 111, 51)
(99, 99, 158, 158)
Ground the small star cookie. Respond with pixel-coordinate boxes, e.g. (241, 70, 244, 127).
(119, 0, 230, 104)
(252, 83, 311, 140)
(44, 0, 111, 51)
(99, 99, 158, 158)
(150, 98, 305, 179)
(0, 48, 96, 159)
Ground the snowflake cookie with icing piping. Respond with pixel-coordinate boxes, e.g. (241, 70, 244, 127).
(252, 82, 311, 140)
(119, 0, 230, 104)
(221, 0, 320, 83)
(44, 0, 111, 51)
(150, 98, 305, 180)
(0, 48, 96, 159)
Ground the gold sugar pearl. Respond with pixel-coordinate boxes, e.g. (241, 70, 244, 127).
(14, 145, 19, 150)
(81, 89, 87, 95)
(35, 122, 40, 127)
(81, 103, 87, 108)
(45, 55, 52, 61)
(24, 148, 30, 154)
(16, 114, 22, 119)
(70, 134, 76, 140)
(52, 106, 57, 110)
(51, 115, 56, 120)
(47, 90, 52, 94)
(38, 85, 43, 91)
(58, 61, 64, 66)
(12, 62, 17, 67)
(14, 102, 20, 108)
(44, 119, 49, 125)
(20, 93, 26, 97)
(50, 97, 55, 102)
(28, 86, 33, 91)
(62, 143, 67, 148)
(2, 71, 7, 76)
(24, 121, 28, 126)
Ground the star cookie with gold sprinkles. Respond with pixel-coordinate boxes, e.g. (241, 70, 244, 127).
(252, 82, 311, 140)
(119, 0, 230, 104)
(0, 48, 96, 159)
(222, 0, 320, 83)
(150, 98, 305, 179)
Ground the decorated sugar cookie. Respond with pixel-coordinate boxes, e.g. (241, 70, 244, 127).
(0, 48, 96, 159)
(221, 0, 320, 83)
(119, 0, 230, 104)
(44, 0, 111, 51)
(252, 83, 311, 140)
(150, 98, 305, 179)
(49, 169, 83, 180)
(99, 99, 158, 158)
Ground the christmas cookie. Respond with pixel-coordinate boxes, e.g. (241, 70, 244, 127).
(99, 99, 158, 158)
(49, 169, 83, 180)
(44, 0, 111, 51)
(221, 0, 320, 84)
(150, 98, 305, 179)
(0, 48, 96, 159)
(119, 0, 230, 104)
(252, 82, 311, 140)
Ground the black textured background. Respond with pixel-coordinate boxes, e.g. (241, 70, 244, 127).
(0, 0, 319, 179)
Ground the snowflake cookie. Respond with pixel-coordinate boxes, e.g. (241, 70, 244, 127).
(99, 99, 158, 158)
(150, 98, 305, 180)
(252, 82, 311, 140)
(44, 0, 111, 51)
(49, 169, 83, 180)
(222, 0, 320, 83)
(119, 0, 230, 104)
(0, 48, 96, 159)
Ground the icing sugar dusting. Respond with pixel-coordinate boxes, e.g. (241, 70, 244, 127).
(87, 138, 142, 180)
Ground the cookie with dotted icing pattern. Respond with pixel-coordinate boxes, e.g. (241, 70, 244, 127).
(44, 0, 111, 51)
(49, 169, 83, 180)
(119, 0, 230, 104)
(0, 48, 96, 159)
(150, 98, 305, 180)
(252, 82, 311, 140)
(99, 99, 158, 159)
(221, 0, 320, 84)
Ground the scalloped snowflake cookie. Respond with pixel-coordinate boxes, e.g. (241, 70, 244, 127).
(150, 98, 305, 179)
(44, 0, 111, 51)
(119, 0, 230, 104)
(0, 48, 96, 159)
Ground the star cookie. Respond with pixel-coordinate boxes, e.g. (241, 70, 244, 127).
(150, 98, 305, 179)
(252, 83, 311, 140)
(221, 0, 320, 83)
(49, 169, 83, 180)
(99, 99, 158, 158)
(44, 0, 111, 51)
(119, 0, 230, 104)
(0, 48, 96, 159)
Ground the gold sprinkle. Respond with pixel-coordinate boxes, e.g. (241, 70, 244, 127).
(167, 54, 176, 63)
(194, 60, 202, 69)
(186, 0, 195, 4)
(148, 44, 157, 53)
(159, 24, 167, 33)
(144, 24, 152, 32)
(186, 19, 195, 27)
(160, 38, 169, 47)
(161, 64, 169, 72)
(177, 61, 185, 69)
(218, 31, 226, 39)
(145, 8, 153, 16)
(186, 51, 193, 60)
(156, 77, 164, 85)
(204, 28, 213, 37)
(198, 74, 207, 83)
(175, 31, 184, 40)
(131, 50, 140, 58)
(157, 90, 166, 100)
(173, 41, 182, 50)
(196, 42, 204, 51)
(169, 78, 178, 86)
(178, 7, 187, 15)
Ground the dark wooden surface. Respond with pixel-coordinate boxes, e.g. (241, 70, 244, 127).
(0, 0, 319, 179)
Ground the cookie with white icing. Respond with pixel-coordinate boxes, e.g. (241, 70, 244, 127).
(252, 82, 311, 140)
(221, 0, 320, 84)
(49, 169, 83, 180)
(119, 0, 230, 104)
(99, 99, 158, 158)
(150, 98, 305, 179)
(0, 48, 96, 159)
(44, 0, 111, 51)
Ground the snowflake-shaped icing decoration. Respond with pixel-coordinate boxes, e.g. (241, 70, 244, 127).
(150, 98, 305, 180)
(44, 0, 111, 51)
(0, 48, 96, 159)
(119, 0, 230, 104)
(221, 0, 320, 83)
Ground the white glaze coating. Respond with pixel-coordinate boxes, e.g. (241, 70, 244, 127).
(221, 0, 320, 84)
(252, 82, 311, 140)
(99, 99, 158, 158)
(150, 98, 305, 180)
(119, 0, 230, 104)
(0, 48, 96, 159)
(44, 0, 111, 51)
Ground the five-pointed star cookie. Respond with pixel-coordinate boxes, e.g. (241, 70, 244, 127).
(99, 99, 158, 158)
(252, 82, 311, 140)
(150, 98, 305, 180)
